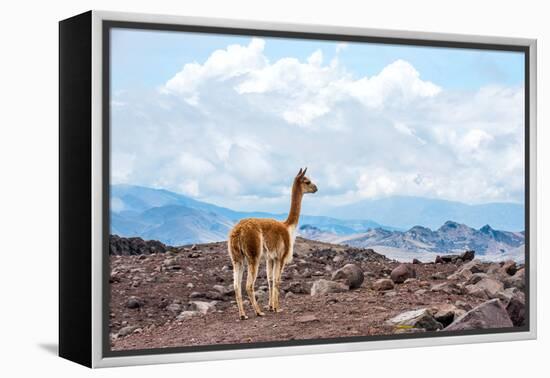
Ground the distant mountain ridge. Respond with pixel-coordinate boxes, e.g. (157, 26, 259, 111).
(299, 221, 524, 257)
(324, 195, 524, 231)
(110, 185, 389, 245)
(110, 185, 525, 261)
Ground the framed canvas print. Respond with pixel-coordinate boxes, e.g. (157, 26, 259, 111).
(59, 10, 537, 368)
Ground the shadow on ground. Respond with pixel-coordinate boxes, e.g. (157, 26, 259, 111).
(38, 343, 58, 356)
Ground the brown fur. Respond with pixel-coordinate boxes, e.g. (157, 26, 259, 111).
(228, 168, 317, 319)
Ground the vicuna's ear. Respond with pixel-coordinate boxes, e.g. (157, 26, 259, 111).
(301, 167, 307, 177)
(297, 168, 303, 177)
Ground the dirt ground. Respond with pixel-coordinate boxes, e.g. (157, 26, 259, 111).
(108, 237, 499, 351)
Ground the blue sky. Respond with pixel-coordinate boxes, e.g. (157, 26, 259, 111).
(111, 28, 524, 93)
(110, 28, 525, 214)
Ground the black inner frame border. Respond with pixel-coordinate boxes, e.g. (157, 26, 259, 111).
(102, 19, 531, 358)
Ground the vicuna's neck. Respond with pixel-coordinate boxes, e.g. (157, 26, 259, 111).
(285, 180, 303, 227)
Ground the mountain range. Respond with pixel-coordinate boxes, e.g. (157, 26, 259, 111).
(322, 196, 524, 231)
(110, 185, 525, 260)
(110, 184, 387, 245)
(299, 222, 524, 258)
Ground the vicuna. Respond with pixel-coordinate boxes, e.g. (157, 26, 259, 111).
(228, 168, 318, 319)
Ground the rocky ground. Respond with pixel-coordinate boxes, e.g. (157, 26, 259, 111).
(109, 236, 526, 351)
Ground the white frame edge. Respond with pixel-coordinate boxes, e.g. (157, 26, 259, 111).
(90, 10, 537, 368)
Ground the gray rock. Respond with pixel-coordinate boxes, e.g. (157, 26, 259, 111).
(387, 309, 443, 331)
(373, 278, 395, 291)
(189, 301, 217, 314)
(501, 260, 518, 276)
(474, 278, 504, 299)
(126, 296, 143, 309)
(445, 299, 513, 331)
(497, 287, 521, 305)
(506, 295, 526, 327)
(390, 264, 416, 284)
(255, 290, 268, 303)
(503, 268, 525, 290)
(430, 272, 447, 280)
(212, 284, 229, 295)
(205, 291, 224, 300)
(166, 303, 182, 313)
(176, 311, 200, 321)
(466, 273, 489, 285)
(311, 279, 349, 296)
(461, 259, 486, 274)
(460, 250, 475, 262)
(431, 304, 465, 327)
(118, 325, 138, 337)
(431, 282, 463, 295)
(331, 264, 364, 289)
(296, 314, 319, 323)
(465, 284, 489, 299)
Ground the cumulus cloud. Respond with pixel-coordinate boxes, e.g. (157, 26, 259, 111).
(111, 37, 525, 212)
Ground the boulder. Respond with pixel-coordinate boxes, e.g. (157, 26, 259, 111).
(461, 259, 486, 274)
(188, 300, 217, 314)
(440, 254, 460, 263)
(506, 295, 526, 327)
(331, 264, 364, 289)
(486, 263, 502, 275)
(255, 290, 268, 303)
(126, 296, 144, 309)
(390, 264, 417, 284)
(176, 310, 200, 321)
(431, 282, 463, 295)
(412, 258, 421, 264)
(166, 303, 182, 314)
(501, 260, 518, 276)
(373, 278, 395, 291)
(465, 273, 489, 285)
(387, 309, 443, 331)
(474, 278, 504, 299)
(205, 291, 224, 300)
(460, 250, 475, 262)
(430, 304, 465, 327)
(445, 299, 513, 331)
(430, 272, 447, 280)
(497, 287, 521, 305)
(503, 268, 525, 290)
(310, 279, 349, 296)
(465, 284, 489, 299)
(449, 259, 485, 281)
(284, 281, 310, 294)
(118, 325, 138, 337)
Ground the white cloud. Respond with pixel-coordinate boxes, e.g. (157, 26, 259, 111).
(336, 42, 348, 53)
(163, 38, 267, 99)
(112, 38, 525, 211)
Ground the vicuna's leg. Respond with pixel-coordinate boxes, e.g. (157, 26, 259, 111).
(266, 258, 274, 311)
(272, 260, 285, 312)
(246, 259, 265, 317)
(232, 259, 247, 320)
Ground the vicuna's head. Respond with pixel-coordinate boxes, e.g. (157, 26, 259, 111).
(294, 167, 318, 194)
